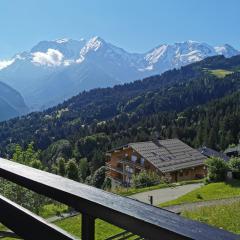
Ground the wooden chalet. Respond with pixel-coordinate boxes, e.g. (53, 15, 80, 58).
(106, 139, 207, 186)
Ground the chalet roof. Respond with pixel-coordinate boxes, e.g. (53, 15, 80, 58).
(198, 146, 229, 162)
(224, 144, 240, 154)
(129, 139, 207, 173)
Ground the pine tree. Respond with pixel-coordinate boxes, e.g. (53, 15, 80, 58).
(66, 159, 79, 181)
(57, 157, 66, 176)
(79, 158, 89, 181)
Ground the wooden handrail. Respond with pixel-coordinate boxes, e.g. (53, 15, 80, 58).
(0, 194, 76, 240)
(0, 158, 239, 240)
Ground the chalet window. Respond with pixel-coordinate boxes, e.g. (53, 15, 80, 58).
(140, 158, 145, 166)
(131, 155, 137, 162)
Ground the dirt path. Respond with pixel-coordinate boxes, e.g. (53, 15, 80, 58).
(47, 211, 79, 223)
(130, 183, 203, 205)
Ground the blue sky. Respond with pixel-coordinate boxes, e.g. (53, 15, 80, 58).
(0, 0, 239, 59)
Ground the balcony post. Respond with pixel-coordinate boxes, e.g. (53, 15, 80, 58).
(82, 213, 95, 240)
(122, 162, 125, 183)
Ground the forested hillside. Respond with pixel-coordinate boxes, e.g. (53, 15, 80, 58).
(0, 55, 240, 176)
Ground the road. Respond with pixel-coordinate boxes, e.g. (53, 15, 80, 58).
(130, 183, 203, 205)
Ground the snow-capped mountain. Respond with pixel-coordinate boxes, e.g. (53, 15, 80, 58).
(0, 37, 239, 110)
(214, 44, 239, 58)
(143, 41, 217, 73)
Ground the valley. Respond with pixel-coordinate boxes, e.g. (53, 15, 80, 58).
(0, 55, 239, 176)
(0, 82, 28, 121)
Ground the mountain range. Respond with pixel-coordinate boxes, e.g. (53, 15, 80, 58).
(0, 37, 239, 112)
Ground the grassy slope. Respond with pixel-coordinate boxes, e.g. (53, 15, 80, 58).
(209, 69, 233, 78)
(160, 180, 240, 207)
(182, 201, 240, 234)
(56, 215, 126, 239)
(39, 203, 69, 218)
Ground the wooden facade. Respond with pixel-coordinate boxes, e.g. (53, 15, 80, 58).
(167, 166, 207, 182)
(106, 146, 158, 186)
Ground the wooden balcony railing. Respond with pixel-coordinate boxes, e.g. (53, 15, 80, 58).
(118, 158, 145, 170)
(0, 157, 239, 240)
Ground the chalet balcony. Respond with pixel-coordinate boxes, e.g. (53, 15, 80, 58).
(0, 157, 239, 240)
(106, 162, 133, 176)
(118, 158, 145, 170)
(106, 165, 124, 175)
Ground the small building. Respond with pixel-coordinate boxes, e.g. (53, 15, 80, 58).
(106, 139, 207, 186)
(198, 146, 229, 162)
(224, 143, 240, 157)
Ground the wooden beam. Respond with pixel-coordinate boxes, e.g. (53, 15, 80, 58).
(0, 230, 20, 239)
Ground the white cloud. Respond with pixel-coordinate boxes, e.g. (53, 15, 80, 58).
(0, 59, 15, 70)
(32, 49, 64, 67)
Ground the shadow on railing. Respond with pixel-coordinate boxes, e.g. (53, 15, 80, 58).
(0, 158, 239, 240)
